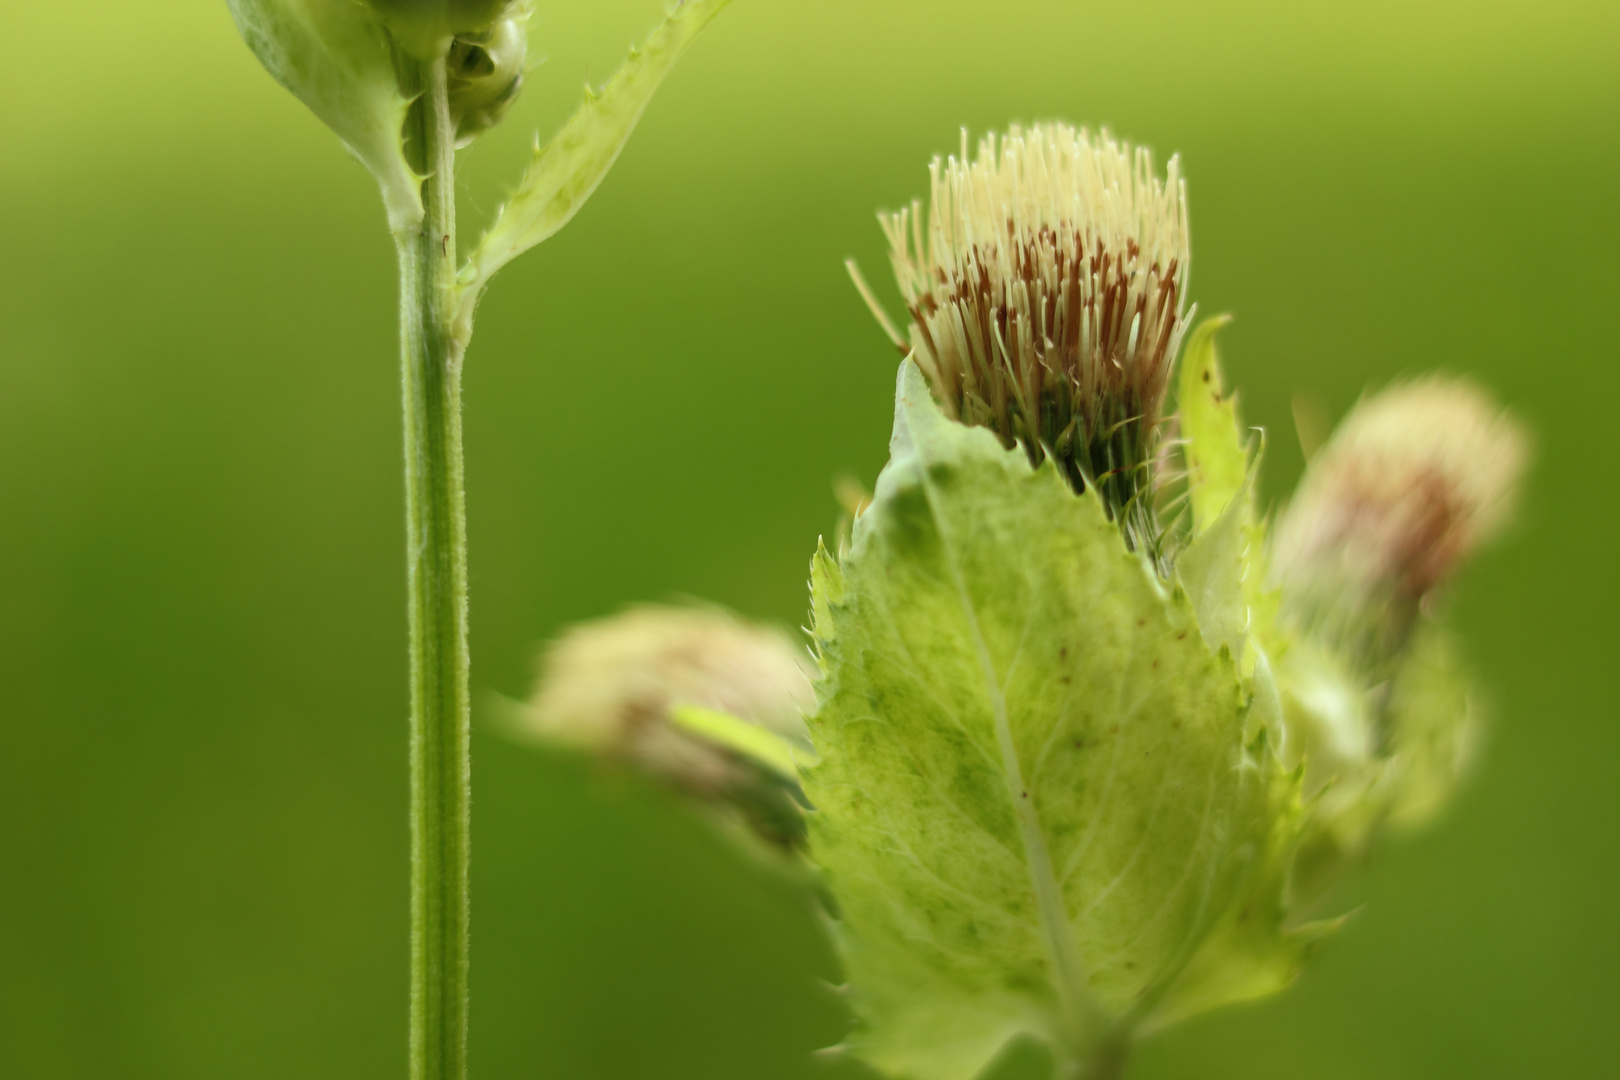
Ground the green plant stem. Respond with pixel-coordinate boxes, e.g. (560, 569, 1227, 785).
(1056, 1030, 1130, 1080)
(395, 48, 470, 1080)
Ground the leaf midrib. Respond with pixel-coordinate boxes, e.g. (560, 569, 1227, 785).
(901, 409, 1107, 1045)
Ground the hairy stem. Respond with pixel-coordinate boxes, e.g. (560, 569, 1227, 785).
(395, 47, 471, 1080)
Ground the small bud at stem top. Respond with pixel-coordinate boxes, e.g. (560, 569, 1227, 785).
(367, 0, 517, 57)
(446, 12, 528, 144)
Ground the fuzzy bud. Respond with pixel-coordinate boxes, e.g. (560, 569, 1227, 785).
(521, 606, 815, 849)
(1272, 375, 1527, 669)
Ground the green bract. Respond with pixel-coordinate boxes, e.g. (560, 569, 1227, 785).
(804, 361, 1293, 1079)
(1176, 315, 1247, 532)
(226, 0, 421, 229)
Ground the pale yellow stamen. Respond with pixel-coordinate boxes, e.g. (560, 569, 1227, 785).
(882, 123, 1192, 434)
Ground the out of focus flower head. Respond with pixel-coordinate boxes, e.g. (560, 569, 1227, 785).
(520, 605, 815, 851)
(1272, 375, 1528, 673)
(1270, 376, 1528, 906)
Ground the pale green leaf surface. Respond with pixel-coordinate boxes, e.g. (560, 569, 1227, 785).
(805, 362, 1272, 1079)
(1177, 315, 1247, 532)
(1247, 648, 1286, 748)
(226, 0, 422, 230)
(461, 0, 730, 299)
(1176, 471, 1252, 663)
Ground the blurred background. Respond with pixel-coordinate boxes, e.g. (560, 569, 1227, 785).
(2, 1, 1616, 1077)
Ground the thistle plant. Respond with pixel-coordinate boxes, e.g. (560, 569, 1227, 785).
(530, 121, 1528, 1079)
(221, 2, 732, 1078)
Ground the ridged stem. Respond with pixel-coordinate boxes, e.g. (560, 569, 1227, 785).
(394, 47, 471, 1080)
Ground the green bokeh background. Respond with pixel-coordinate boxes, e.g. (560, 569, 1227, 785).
(2, 2, 1615, 1077)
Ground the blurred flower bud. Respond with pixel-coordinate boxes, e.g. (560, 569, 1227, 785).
(521, 605, 815, 849)
(877, 123, 1193, 551)
(447, 13, 528, 144)
(1271, 376, 1525, 906)
(1271, 375, 1527, 670)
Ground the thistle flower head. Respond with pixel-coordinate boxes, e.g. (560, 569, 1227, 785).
(882, 123, 1193, 549)
(1272, 375, 1528, 666)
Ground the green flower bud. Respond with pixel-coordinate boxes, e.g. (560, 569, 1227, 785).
(227, 0, 422, 229)
(447, 13, 528, 144)
(365, 0, 517, 57)
(227, 1, 533, 226)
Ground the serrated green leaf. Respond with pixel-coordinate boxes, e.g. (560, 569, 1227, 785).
(1144, 741, 1338, 1031)
(459, 0, 731, 303)
(226, 0, 422, 231)
(1177, 315, 1247, 532)
(805, 361, 1275, 1079)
